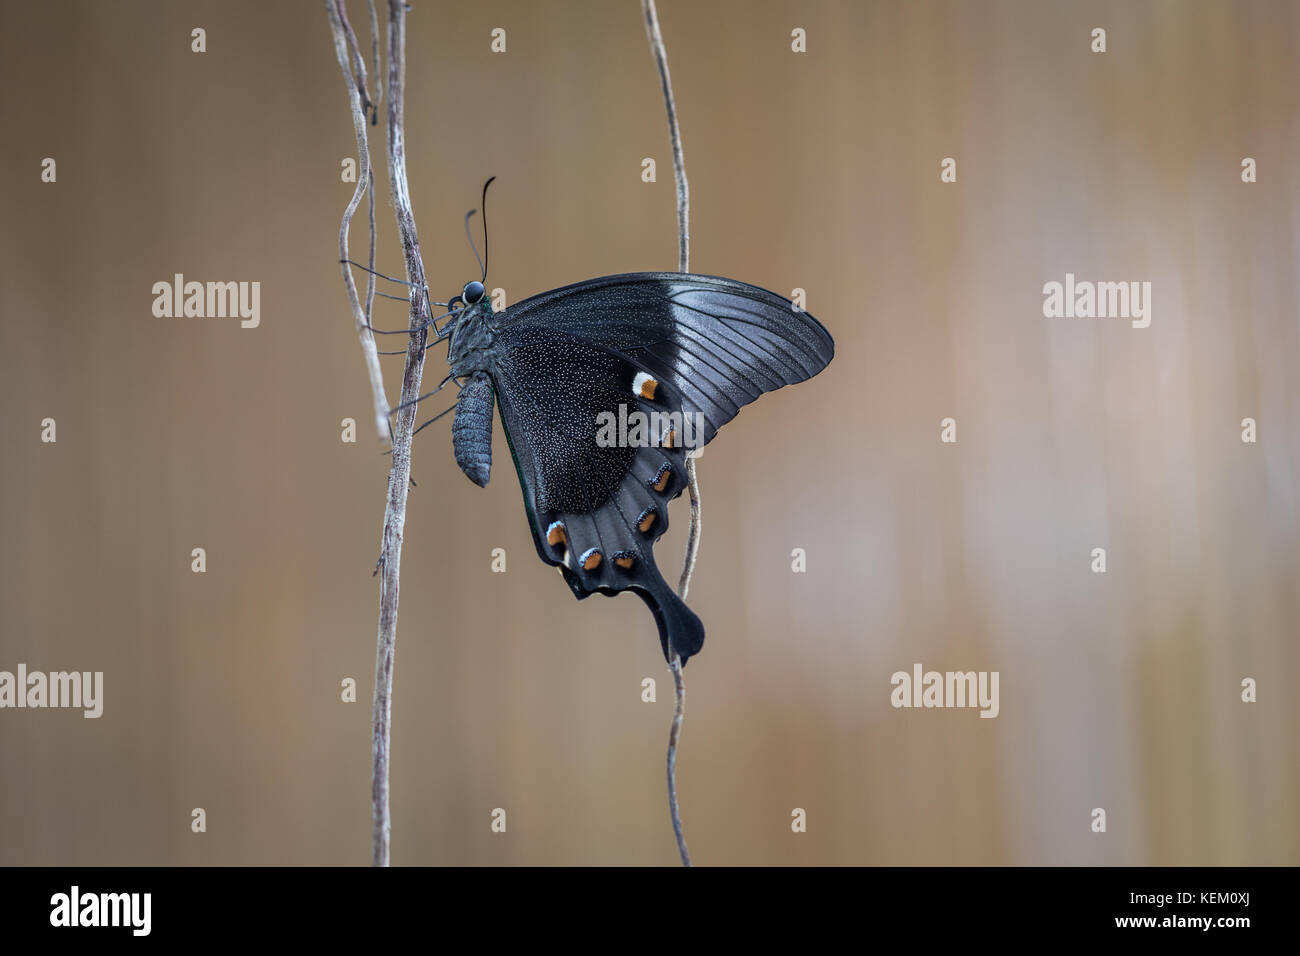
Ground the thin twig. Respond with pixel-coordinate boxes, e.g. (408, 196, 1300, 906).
(363, 2, 379, 340)
(641, 0, 699, 593)
(666, 655, 690, 866)
(642, 0, 689, 272)
(337, 0, 374, 118)
(327, 0, 391, 445)
(642, 0, 695, 869)
(330, 0, 431, 867)
(677, 456, 701, 598)
(366, 0, 432, 869)
(367, 0, 382, 111)
(366, 169, 378, 350)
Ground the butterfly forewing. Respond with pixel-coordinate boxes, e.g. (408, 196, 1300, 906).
(499, 274, 832, 445)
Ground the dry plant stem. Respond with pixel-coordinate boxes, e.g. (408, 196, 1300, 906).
(666, 655, 691, 866)
(351, 6, 379, 408)
(339, 0, 379, 361)
(677, 456, 701, 598)
(365, 0, 433, 869)
(337, 0, 373, 115)
(641, 0, 689, 273)
(366, 171, 378, 348)
(326, 0, 390, 445)
(367, 0, 382, 111)
(643, 0, 695, 869)
(641, 0, 699, 593)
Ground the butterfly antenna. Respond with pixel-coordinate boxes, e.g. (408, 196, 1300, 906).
(480, 175, 495, 282)
(463, 209, 485, 282)
(462, 176, 497, 283)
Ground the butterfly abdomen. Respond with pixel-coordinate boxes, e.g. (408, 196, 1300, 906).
(452, 372, 494, 487)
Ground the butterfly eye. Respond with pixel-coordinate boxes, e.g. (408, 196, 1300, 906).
(463, 280, 486, 305)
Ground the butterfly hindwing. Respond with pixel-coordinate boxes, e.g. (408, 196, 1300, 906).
(489, 326, 703, 661)
(481, 273, 834, 664)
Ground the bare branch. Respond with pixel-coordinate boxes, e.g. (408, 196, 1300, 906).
(642, 0, 695, 869)
(641, 0, 699, 598)
(364, 9, 381, 344)
(677, 456, 701, 597)
(367, 0, 382, 110)
(337, 0, 374, 117)
(642, 0, 689, 273)
(326, 0, 391, 444)
(368, 0, 432, 868)
(666, 655, 691, 866)
(329, 0, 430, 867)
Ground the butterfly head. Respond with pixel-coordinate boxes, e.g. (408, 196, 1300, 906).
(442, 179, 496, 361)
(443, 279, 489, 335)
(444, 282, 496, 370)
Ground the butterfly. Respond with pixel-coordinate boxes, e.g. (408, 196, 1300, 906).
(371, 182, 834, 665)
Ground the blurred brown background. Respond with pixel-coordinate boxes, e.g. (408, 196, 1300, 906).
(0, 0, 1296, 865)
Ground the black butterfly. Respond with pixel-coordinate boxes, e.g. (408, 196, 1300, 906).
(386, 185, 833, 665)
